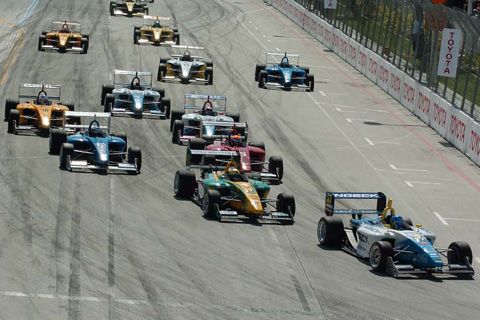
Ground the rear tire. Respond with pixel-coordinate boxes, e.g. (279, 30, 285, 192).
(81, 38, 88, 54)
(101, 85, 114, 105)
(258, 70, 267, 88)
(170, 111, 183, 131)
(38, 35, 46, 51)
(188, 138, 207, 164)
(173, 32, 180, 45)
(202, 189, 221, 219)
(174, 170, 196, 197)
(226, 112, 240, 122)
(127, 146, 142, 173)
(249, 141, 265, 151)
(59, 143, 74, 170)
(5, 99, 18, 121)
(134, 30, 140, 44)
(157, 63, 166, 81)
(49, 129, 67, 155)
(306, 74, 314, 92)
(448, 241, 473, 265)
(152, 87, 165, 98)
(160, 97, 171, 118)
(299, 66, 310, 74)
(7, 109, 19, 134)
(369, 241, 393, 272)
(268, 156, 283, 181)
(255, 64, 266, 81)
(317, 216, 344, 246)
(205, 67, 213, 85)
(63, 102, 74, 111)
(172, 120, 184, 144)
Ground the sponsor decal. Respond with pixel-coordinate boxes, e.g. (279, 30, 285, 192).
(449, 113, 467, 143)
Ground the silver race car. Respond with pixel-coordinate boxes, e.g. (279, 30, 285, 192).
(157, 46, 213, 85)
(101, 70, 170, 119)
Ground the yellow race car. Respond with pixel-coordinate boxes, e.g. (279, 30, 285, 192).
(134, 16, 179, 46)
(4, 84, 77, 136)
(38, 21, 89, 54)
(110, 0, 149, 17)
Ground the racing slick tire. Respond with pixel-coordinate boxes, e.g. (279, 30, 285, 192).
(101, 85, 114, 105)
(226, 112, 240, 122)
(42, 30, 49, 35)
(189, 138, 207, 164)
(204, 60, 213, 68)
(258, 70, 267, 88)
(317, 216, 344, 246)
(369, 241, 394, 272)
(172, 120, 184, 144)
(277, 193, 295, 222)
(170, 110, 184, 131)
(104, 94, 115, 113)
(38, 35, 46, 51)
(81, 38, 88, 54)
(127, 146, 142, 173)
(299, 66, 310, 74)
(7, 109, 20, 134)
(109, 2, 116, 16)
(268, 156, 283, 181)
(205, 67, 213, 85)
(173, 32, 180, 45)
(134, 29, 141, 44)
(306, 74, 314, 92)
(63, 102, 74, 111)
(174, 170, 196, 198)
(202, 189, 221, 219)
(249, 141, 265, 151)
(160, 97, 171, 119)
(59, 143, 74, 170)
(5, 99, 19, 121)
(157, 63, 167, 81)
(448, 241, 473, 265)
(49, 129, 67, 155)
(255, 64, 266, 81)
(160, 57, 169, 64)
(152, 87, 165, 98)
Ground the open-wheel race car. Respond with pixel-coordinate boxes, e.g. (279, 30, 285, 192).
(158, 46, 213, 85)
(5, 84, 75, 136)
(38, 21, 89, 54)
(186, 127, 283, 184)
(134, 16, 179, 46)
(255, 53, 314, 91)
(110, 0, 149, 17)
(101, 70, 170, 119)
(174, 159, 295, 223)
(317, 192, 475, 278)
(171, 94, 241, 144)
(48, 112, 141, 174)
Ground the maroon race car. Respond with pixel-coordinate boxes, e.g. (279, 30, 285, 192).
(186, 131, 283, 183)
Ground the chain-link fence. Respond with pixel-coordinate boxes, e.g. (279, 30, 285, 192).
(295, 0, 480, 119)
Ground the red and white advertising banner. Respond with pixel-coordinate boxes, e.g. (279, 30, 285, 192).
(315, 17, 326, 43)
(437, 28, 462, 78)
(429, 94, 451, 138)
(413, 86, 433, 125)
(324, 0, 338, 9)
(331, 28, 341, 54)
(388, 67, 404, 101)
(447, 106, 472, 153)
(347, 39, 359, 66)
(400, 76, 418, 111)
(466, 121, 480, 166)
(356, 44, 369, 75)
(303, 9, 314, 36)
(366, 50, 380, 83)
(376, 59, 391, 92)
(323, 24, 333, 49)
(338, 32, 349, 60)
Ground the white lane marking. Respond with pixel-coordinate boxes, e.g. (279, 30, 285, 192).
(334, 107, 366, 114)
(275, 47, 280, 51)
(346, 118, 376, 123)
(443, 218, 480, 222)
(254, 27, 258, 30)
(321, 92, 347, 96)
(476, 257, 480, 265)
(346, 118, 352, 123)
(308, 65, 337, 70)
(409, 181, 441, 185)
(405, 181, 414, 187)
(267, 39, 271, 42)
(433, 212, 449, 226)
(389, 164, 427, 172)
(243, 7, 273, 14)
(262, 34, 266, 38)
(364, 138, 374, 146)
(319, 90, 326, 97)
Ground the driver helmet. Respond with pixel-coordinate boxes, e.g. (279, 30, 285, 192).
(154, 20, 161, 28)
(280, 57, 289, 68)
(204, 106, 213, 116)
(38, 94, 49, 105)
(228, 167, 240, 175)
(89, 126, 103, 137)
(390, 215, 404, 230)
(61, 24, 69, 33)
(231, 134, 242, 147)
(182, 50, 191, 61)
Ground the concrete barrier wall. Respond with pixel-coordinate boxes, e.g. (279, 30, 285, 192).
(269, 0, 480, 167)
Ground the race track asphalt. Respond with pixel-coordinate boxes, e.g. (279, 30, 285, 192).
(0, 0, 479, 319)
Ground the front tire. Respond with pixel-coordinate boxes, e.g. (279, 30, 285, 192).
(170, 110, 184, 132)
(160, 97, 171, 119)
(7, 109, 19, 134)
(306, 74, 314, 92)
(268, 156, 283, 181)
(49, 129, 67, 154)
(172, 120, 184, 144)
(255, 64, 266, 81)
(5, 99, 19, 121)
(101, 85, 114, 105)
(157, 63, 166, 81)
(60, 143, 74, 170)
(127, 146, 142, 173)
(277, 193, 295, 217)
(174, 170, 196, 197)
(104, 94, 115, 113)
(448, 241, 473, 265)
(258, 70, 267, 88)
(202, 189, 221, 219)
(369, 241, 394, 272)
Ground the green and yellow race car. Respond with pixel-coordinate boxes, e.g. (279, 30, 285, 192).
(174, 159, 295, 223)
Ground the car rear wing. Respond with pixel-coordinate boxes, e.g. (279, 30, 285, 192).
(63, 111, 111, 133)
(186, 149, 239, 169)
(18, 83, 61, 102)
(113, 70, 153, 88)
(324, 192, 386, 216)
(171, 45, 204, 59)
(144, 15, 171, 26)
(266, 52, 300, 65)
(185, 94, 227, 113)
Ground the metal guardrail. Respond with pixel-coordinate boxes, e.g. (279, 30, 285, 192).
(295, 0, 480, 119)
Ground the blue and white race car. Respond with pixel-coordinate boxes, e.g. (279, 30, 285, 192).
(49, 112, 141, 174)
(255, 53, 314, 91)
(317, 192, 474, 277)
(101, 70, 170, 119)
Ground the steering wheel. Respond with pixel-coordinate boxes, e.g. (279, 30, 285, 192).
(88, 120, 101, 137)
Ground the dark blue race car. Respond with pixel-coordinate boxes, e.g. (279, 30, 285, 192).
(49, 112, 142, 174)
(255, 53, 314, 91)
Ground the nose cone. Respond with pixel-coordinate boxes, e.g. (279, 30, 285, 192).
(132, 92, 144, 111)
(181, 62, 191, 79)
(154, 30, 161, 40)
(245, 193, 263, 214)
(283, 70, 292, 84)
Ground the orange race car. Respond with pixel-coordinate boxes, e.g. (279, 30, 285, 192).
(38, 21, 89, 54)
(4, 84, 77, 136)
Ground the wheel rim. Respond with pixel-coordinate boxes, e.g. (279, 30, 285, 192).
(317, 220, 326, 244)
(369, 246, 381, 268)
(202, 194, 209, 214)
